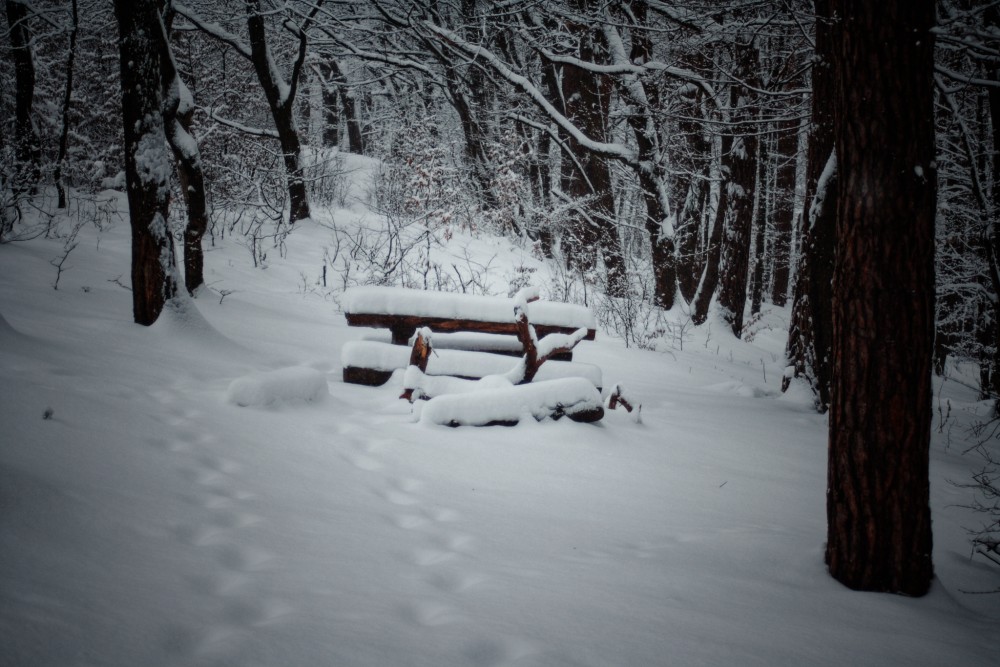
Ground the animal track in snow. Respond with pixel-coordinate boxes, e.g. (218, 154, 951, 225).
(215, 543, 274, 573)
(401, 600, 464, 627)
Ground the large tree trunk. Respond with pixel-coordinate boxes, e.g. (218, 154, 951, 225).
(824, 0, 936, 596)
(245, 0, 310, 223)
(5, 0, 41, 193)
(114, 0, 179, 325)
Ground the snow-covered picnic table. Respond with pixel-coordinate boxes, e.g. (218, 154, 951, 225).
(340, 286, 602, 394)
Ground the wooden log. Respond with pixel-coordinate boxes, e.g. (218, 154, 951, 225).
(400, 329, 432, 401)
(345, 312, 596, 342)
(342, 366, 393, 386)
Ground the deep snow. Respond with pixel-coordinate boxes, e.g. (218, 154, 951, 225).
(1, 161, 999, 666)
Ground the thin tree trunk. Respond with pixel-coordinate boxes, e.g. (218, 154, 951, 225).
(784, 0, 837, 411)
(691, 174, 728, 325)
(615, 1, 675, 308)
(5, 0, 41, 193)
(825, 0, 936, 596)
(674, 54, 713, 303)
(161, 6, 209, 296)
(986, 6, 1000, 406)
(553, 19, 625, 296)
(716, 74, 759, 337)
(245, 0, 310, 223)
(55, 0, 79, 209)
(114, 0, 179, 325)
(770, 118, 798, 306)
(749, 124, 769, 317)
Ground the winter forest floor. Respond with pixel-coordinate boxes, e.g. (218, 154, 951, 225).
(1, 155, 999, 666)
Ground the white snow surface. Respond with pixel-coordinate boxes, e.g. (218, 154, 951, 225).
(344, 286, 596, 330)
(1, 177, 998, 667)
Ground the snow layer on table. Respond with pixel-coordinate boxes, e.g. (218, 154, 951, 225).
(419, 377, 602, 426)
(343, 286, 596, 329)
(226, 366, 329, 407)
(417, 331, 525, 353)
(342, 340, 602, 386)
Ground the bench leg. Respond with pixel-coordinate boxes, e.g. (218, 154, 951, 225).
(390, 324, 416, 345)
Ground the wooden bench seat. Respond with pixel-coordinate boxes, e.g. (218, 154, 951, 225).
(343, 287, 596, 344)
(341, 340, 602, 389)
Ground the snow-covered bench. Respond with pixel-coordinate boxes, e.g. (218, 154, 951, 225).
(341, 286, 601, 390)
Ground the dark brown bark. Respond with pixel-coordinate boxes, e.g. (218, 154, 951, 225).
(716, 77, 759, 337)
(5, 0, 41, 192)
(245, 0, 310, 223)
(114, 0, 179, 325)
(400, 330, 432, 401)
(825, 0, 936, 596)
(345, 312, 595, 344)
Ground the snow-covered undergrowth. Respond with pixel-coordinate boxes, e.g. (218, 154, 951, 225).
(1, 156, 998, 666)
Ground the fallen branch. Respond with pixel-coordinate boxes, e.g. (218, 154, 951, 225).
(606, 383, 642, 423)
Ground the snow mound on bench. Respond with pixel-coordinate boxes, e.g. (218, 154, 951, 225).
(419, 377, 602, 427)
(341, 340, 603, 387)
(226, 367, 329, 408)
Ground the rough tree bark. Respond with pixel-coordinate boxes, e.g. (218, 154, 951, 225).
(673, 54, 713, 304)
(824, 0, 936, 596)
(114, 0, 179, 325)
(784, 0, 837, 412)
(602, 1, 676, 309)
(55, 0, 79, 209)
(550, 4, 626, 296)
(5, 0, 41, 192)
(245, 0, 312, 223)
(716, 71, 759, 337)
(161, 5, 209, 296)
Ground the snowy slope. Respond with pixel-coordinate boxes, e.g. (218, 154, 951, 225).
(1, 180, 998, 666)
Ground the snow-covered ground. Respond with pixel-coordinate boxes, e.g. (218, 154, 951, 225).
(2, 163, 999, 666)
